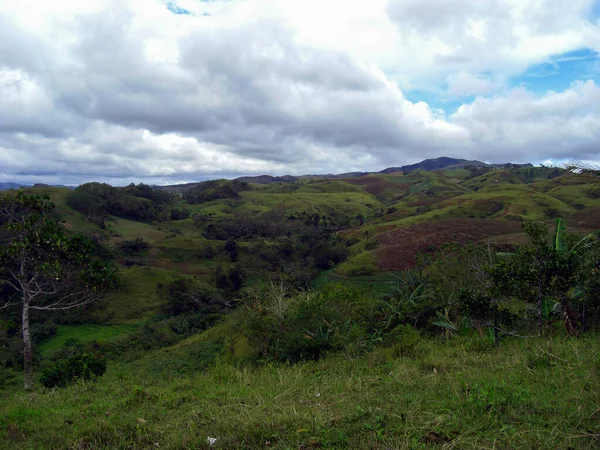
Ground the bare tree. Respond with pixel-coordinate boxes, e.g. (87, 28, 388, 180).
(0, 191, 119, 389)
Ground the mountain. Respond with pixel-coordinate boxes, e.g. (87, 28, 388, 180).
(379, 157, 487, 174)
(3, 158, 534, 192)
(233, 158, 533, 185)
(232, 175, 300, 184)
(0, 182, 26, 191)
(0, 183, 76, 191)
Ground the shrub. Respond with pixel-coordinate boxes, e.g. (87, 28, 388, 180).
(158, 278, 227, 316)
(119, 238, 149, 254)
(170, 208, 191, 220)
(40, 353, 107, 388)
(123, 257, 148, 267)
(384, 324, 422, 357)
(30, 322, 57, 344)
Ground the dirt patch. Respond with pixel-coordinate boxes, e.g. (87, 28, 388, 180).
(345, 177, 408, 197)
(375, 219, 522, 271)
(566, 207, 600, 229)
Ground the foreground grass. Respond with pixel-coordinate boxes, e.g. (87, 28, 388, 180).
(37, 324, 138, 357)
(1, 336, 599, 449)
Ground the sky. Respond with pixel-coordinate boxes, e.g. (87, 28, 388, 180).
(0, 0, 599, 186)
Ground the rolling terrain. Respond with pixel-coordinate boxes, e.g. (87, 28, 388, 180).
(5, 165, 596, 346)
(1, 162, 599, 448)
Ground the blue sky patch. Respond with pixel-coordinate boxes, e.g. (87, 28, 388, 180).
(512, 48, 599, 94)
(591, 1, 600, 21)
(404, 89, 475, 116)
(167, 2, 191, 15)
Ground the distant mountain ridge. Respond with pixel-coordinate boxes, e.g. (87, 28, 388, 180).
(1, 157, 534, 191)
(0, 182, 24, 191)
(0, 183, 75, 191)
(379, 157, 487, 174)
(234, 157, 532, 185)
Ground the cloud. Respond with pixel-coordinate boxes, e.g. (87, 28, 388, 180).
(451, 80, 600, 161)
(446, 72, 501, 96)
(0, 0, 599, 185)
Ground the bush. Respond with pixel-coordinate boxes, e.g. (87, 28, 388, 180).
(384, 324, 422, 358)
(40, 353, 107, 388)
(158, 278, 227, 316)
(119, 238, 149, 254)
(243, 285, 381, 363)
(30, 322, 57, 344)
(170, 208, 191, 220)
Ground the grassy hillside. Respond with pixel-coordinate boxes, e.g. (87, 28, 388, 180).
(1, 335, 598, 449)
(2, 167, 600, 449)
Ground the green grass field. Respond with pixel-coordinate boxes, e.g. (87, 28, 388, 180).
(88, 266, 180, 324)
(4, 170, 600, 449)
(2, 335, 598, 449)
(38, 324, 138, 357)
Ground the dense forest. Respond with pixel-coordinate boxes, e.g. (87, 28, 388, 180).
(1, 164, 600, 448)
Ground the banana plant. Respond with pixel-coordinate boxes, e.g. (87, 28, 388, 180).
(551, 217, 597, 335)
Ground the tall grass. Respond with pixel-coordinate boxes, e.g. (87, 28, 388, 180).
(1, 335, 599, 449)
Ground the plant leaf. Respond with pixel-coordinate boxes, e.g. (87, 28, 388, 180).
(554, 217, 567, 253)
(432, 321, 457, 331)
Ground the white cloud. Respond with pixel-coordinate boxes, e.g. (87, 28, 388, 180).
(0, 0, 599, 184)
(447, 72, 502, 96)
(451, 80, 600, 161)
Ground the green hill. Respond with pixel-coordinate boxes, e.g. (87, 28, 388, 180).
(2, 166, 600, 449)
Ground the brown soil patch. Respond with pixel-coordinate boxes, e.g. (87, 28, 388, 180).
(375, 219, 522, 271)
(566, 207, 600, 229)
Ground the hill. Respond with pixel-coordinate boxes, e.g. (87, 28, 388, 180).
(148, 157, 539, 190)
(1, 164, 599, 449)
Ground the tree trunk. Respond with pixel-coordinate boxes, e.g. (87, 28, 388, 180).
(22, 297, 33, 390)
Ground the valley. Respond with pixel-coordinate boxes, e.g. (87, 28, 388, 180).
(1, 162, 599, 449)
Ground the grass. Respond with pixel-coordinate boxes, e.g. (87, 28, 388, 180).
(1, 335, 599, 449)
(106, 218, 171, 245)
(335, 251, 378, 277)
(88, 266, 178, 324)
(38, 324, 138, 357)
(239, 191, 384, 218)
(23, 187, 104, 237)
(312, 270, 398, 298)
(5, 176, 600, 449)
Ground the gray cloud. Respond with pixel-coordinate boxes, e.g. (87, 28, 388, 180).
(0, 0, 599, 185)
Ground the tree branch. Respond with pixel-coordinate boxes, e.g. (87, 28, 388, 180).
(30, 293, 98, 311)
(0, 300, 13, 310)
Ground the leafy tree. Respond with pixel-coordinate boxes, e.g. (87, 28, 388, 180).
(68, 182, 172, 223)
(158, 278, 226, 316)
(184, 180, 249, 204)
(0, 191, 119, 389)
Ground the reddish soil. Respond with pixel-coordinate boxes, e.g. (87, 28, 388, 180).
(406, 194, 452, 207)
(566, 207, 600, 229)
(375, 219, 522, 271)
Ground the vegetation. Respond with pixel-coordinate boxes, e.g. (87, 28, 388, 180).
(1, 163, 600, 447)
(0, 192, 119, 389)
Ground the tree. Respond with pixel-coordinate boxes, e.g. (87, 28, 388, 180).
(0, 191, 119, 389)
(497, 219, 594, 336)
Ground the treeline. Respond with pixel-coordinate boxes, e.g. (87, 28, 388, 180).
(463, 165, 565, 182)
(231, 218, 600, 363)
(67, 182, 190, 224)
(192, 208, 351, 287)
(184, 180, 249, 204)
